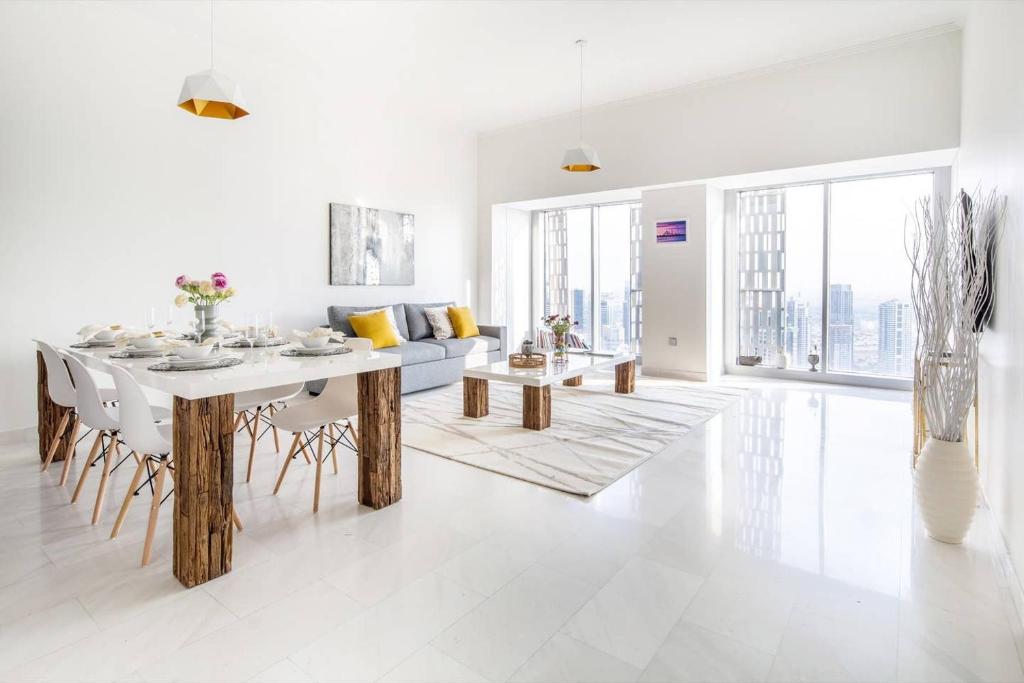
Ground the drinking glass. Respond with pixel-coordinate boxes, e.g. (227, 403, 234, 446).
(145, 307, 157, 332)
(164, 305, 176, 335)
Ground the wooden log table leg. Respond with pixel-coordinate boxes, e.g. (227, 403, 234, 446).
(37, 351, 75, 463)
(562, 375, 583, 387)
(464, 377, 489, 417)
(172, 393, 234, 588)
(615, 360, 636, 394)
(357, 367, 402, 510)
(523, 385, 551, 430)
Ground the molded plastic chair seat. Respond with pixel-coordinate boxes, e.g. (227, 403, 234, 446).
(235, 383, 304, 412)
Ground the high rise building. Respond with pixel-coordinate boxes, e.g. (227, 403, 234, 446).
(878, 299, 915, 376)
(572, 288, 590, 343)
(828, 284, 854, 372)
(785, 298, 809, 367)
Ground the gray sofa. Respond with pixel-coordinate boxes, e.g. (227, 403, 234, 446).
(326, 302, 507, 394)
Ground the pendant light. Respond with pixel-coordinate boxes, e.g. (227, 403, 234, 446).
(561, 39, 600, 172)
(177, 0, 249, 120)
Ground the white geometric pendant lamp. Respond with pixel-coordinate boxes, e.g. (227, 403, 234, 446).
(561, 39, 600, 172)
(178, 69, 248, 120)
(178, 1, 249, 120)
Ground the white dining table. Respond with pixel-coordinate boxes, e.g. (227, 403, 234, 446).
(33, 341, 402, 588)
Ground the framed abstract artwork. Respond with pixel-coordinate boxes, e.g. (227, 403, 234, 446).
(329, 203, 415, 285)
(655, 219, 687, 243)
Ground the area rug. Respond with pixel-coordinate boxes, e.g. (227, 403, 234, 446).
(401, 375, 744, 496)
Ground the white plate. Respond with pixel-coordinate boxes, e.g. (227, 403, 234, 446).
(165, 353, 227, 367)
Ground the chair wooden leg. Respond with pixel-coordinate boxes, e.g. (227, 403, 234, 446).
(234, 411, 244, 431)
(313, 427, 325, 513)
(141, 459, 169, 567)
(59, 415, 82, 474)
(91, 431, 118, 525)
(300, 440, 314, 464)
(41, 409, 71, 472)
(231, 505, 244, 532)
(245, 406, 262, 484)
(269, 404, 281, 453)
(72, 431, 106, 501)
(273, 432, 302, 495)
(110, 456, 149, 539)
(348, 420, 359, 452)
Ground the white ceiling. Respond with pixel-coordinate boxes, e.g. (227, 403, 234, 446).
(116, 0, 970, 133)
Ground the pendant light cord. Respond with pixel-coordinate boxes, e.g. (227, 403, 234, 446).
(577, 39, 585, 143)
(210, 0, 215, 69)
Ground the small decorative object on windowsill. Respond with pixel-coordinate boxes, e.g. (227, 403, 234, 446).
(909, 186, 1005, 544)
(776, 346, 789, 370)
(808, 346, 820, 372)
(174, 272, 237, 341)
(737, 355, 762, 367)
(542, 314, 578, 362)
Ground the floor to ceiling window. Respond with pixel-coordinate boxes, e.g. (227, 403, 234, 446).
(731, 170, 942, 386)
(542, 202, 642, 354)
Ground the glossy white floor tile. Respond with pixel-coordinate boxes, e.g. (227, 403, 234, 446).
(1, 376, 1023, 683)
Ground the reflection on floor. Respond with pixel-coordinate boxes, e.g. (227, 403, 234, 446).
(0, 375, 1021, 682)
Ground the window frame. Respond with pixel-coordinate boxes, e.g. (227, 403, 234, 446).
(724, 167, 951, 390)
(534, 199, 643, 355)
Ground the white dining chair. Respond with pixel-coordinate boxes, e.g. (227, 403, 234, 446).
(233, 383, 305, 483)
(63, 353, 138, 525)
(107, 364, 244, 566)
(271, 338, 371, 512)
(36, 341, 117, 482)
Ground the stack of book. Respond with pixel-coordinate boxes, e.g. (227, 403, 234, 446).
(534, 330, 590, 351)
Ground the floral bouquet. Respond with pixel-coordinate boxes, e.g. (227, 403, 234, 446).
(174, 272, 237, 307)
(541, 314, 577, 359)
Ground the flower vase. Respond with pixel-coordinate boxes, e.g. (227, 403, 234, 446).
(194, 304, 221, 341)
(915, 437, 978, 543)
(553, 331, 568, 361)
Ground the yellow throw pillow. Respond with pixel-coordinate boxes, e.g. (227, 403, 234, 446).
(447, 306, 480, 339)
(348, 310, 401, 349)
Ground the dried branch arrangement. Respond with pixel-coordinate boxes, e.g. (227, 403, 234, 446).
(906, 187, 1005, 442)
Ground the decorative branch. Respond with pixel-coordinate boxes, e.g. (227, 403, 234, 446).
(906, 186, 1005, 443)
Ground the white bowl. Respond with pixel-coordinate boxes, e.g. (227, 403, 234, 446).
(92, 329, 117, 342)
(174, 345, 215, 360)
(301, 336, 330, 349)
(132, 337, 163, 349)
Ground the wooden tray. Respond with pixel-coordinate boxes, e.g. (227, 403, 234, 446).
(509, 353, 547, 369)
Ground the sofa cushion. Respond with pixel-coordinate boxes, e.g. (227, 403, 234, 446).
(421, 335, 500, 359)
(328, 304, 409, 340)
(377, 341, 446, 365)
(404, 301, 455, 340)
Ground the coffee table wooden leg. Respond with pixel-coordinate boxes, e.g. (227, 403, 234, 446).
(615, 360, 636, 394)
(562, 375, 583, 387)
(37, 351, 75, 464)
(464, 377, 489, 417)
(173, 393, 234, 588)
(357, 367, 402, 510)
(523, 385, 551, 430)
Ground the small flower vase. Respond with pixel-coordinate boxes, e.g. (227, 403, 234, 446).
(194, 304, 220, 341)
(553, 331, 568, 361)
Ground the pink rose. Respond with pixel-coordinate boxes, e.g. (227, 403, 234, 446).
(212, 274, 229, 291)
(175, 274, 189, 288)
(211, 272, 226, 279)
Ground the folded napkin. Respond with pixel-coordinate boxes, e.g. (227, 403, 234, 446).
(77, 323, 125, 341)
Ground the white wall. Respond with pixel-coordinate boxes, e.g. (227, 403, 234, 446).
(957, 3, 1024, 581)
(0, 3, 478, 432)
(641, 185, 723, 380)
(477, 30, 962, 322)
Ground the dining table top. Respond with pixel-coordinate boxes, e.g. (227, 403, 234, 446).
(38, 339, 401, 400)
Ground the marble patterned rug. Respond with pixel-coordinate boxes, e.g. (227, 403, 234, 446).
(401, 375, 744, 496)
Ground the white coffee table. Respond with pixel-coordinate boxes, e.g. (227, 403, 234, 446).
(462, 352, 636, 430)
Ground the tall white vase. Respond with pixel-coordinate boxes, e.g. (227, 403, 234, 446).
(915, 437, 978, 543)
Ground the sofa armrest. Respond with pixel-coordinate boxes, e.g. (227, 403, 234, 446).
(477, 324, 508, 360)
